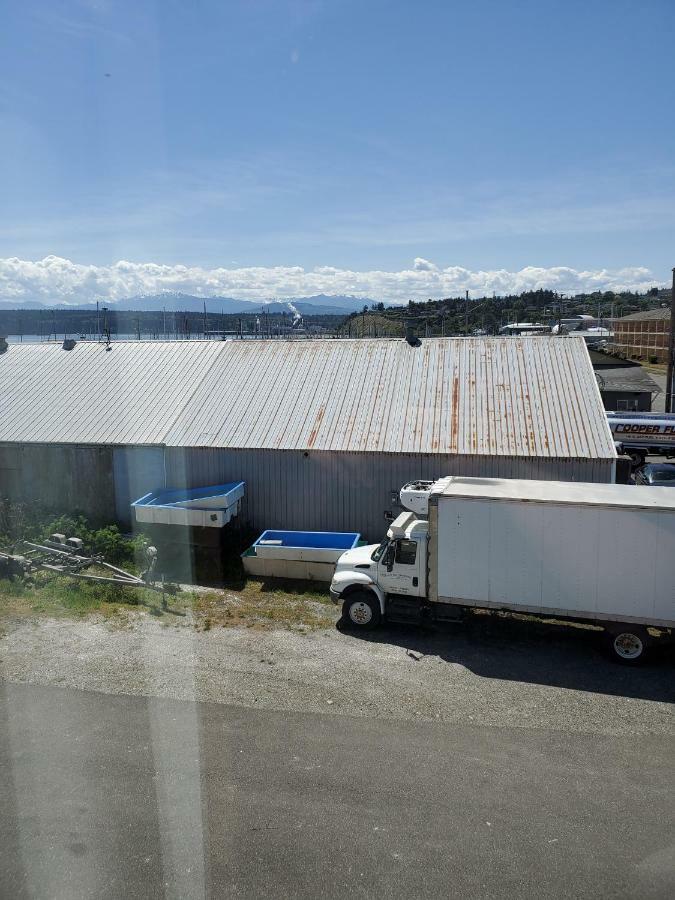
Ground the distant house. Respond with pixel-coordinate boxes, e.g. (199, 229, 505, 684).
(611, 307, 672, 363)
(0, 336, 616, 538)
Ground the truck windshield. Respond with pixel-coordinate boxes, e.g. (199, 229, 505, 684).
(371, 539, 389, 562)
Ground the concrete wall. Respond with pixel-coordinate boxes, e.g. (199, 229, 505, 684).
(1, 443, 614, 540)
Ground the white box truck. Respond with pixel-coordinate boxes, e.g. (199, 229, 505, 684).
(329, 477, 675, 664)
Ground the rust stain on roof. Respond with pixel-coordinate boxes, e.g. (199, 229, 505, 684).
(0, 337, 616, 460)
(307, 405, 326, 449)
(450, 375, 459, 452)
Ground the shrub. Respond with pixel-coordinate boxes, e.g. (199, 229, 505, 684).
(0, 501, 141, 567)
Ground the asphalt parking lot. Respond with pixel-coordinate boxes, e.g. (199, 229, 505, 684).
(1, 680, 674, 900)
(1, 611, 673, 898)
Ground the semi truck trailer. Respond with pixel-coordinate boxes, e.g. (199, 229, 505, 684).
(329, 477, 675, 664)
(608, 411, 675, 467)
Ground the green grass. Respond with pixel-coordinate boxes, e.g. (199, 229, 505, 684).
(0, 572, 170, 623)
(0, 570, 338, 633)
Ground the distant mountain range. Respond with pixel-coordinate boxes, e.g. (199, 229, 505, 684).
(0, 292, 377, 316)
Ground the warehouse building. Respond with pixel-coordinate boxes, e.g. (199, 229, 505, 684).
(0, 336, 616, 539)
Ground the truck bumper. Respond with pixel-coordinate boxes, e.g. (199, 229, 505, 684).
(329, 588, 341, 605)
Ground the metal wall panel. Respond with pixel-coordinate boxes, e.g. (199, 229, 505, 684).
(1, 441, 613, 538)
(0, 443, 115, 525)
(165, 447, 612, 540)
(113, 446, 167, 527)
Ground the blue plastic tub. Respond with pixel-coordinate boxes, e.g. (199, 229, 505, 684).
(255, 530, 360, 553)
(242, 529, 361, 581)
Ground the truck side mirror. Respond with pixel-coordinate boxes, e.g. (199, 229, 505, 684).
(384, 545, 395, 571)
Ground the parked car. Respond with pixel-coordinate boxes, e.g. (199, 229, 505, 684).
(634, 462, 675, 486)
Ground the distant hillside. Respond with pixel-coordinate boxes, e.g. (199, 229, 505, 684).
(0, 292, 375, 316)
(338, 288, 672, 337)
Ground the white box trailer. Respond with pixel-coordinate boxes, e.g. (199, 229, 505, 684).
(428, 478, 674, 625)
(330, 477, 675, 664)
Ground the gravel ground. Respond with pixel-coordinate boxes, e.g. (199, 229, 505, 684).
(1, 611, 673, 736)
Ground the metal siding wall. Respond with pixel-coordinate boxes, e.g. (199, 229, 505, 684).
(0, 443, 116, 526)
(164, 448, 612, 541)
(112, 446, 167, 527)
(0, 442, 613, 537)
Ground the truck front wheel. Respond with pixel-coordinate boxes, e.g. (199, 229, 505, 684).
(605, 627, 649, 665)
(342, 591, 381, 629)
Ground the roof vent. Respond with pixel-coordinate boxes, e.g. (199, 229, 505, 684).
(0, 336, 7, 354)
(62, 338, 76, 351)
(405, 321, 420, 347)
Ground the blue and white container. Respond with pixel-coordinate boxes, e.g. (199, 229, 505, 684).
(242, 530, 360, 581)
(132, 482, 245, 528)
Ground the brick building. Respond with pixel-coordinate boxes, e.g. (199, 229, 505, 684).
(611, 307, 671, 363)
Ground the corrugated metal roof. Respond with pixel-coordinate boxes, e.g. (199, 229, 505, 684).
(0, 340, 222, 445)
(595, 366, 661, 394)
(166, 336, 615, 458)
(0, 336, 616, 459)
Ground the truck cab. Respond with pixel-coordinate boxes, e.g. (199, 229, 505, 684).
(330, 510, 428, 626)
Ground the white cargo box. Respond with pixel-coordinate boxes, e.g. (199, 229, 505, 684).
(428, 477, 675, 627)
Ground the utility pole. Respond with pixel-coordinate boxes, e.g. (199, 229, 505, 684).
(464, 290, 469, 335)
(666, 267, 675, 414)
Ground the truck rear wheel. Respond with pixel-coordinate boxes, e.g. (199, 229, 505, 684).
(342, 591, 381, 629)
(605, 627, 649, 665)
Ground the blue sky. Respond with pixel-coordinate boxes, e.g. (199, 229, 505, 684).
(0, 0, 674, 303)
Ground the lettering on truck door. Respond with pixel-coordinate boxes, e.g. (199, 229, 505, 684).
(379, 539, 419, 595)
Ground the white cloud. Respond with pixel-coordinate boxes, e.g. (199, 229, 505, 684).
(0, 255, 663, 306)
(413, 257, 438, 272)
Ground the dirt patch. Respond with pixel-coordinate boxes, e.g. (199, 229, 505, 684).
(191, 579, 338, 632)
(1, 614, 673, 738)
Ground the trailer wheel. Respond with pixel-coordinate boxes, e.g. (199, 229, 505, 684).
(605, 627, 649, 665)
(342, 591, 381, 629)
